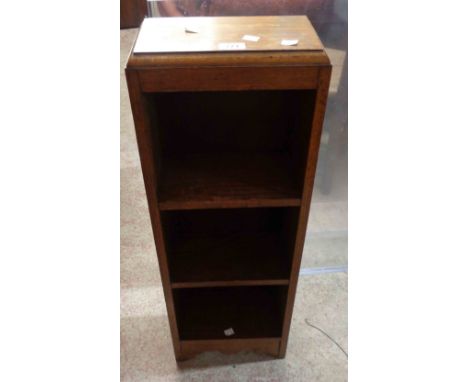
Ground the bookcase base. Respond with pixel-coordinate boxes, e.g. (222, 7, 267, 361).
(177, 338, 282, 361)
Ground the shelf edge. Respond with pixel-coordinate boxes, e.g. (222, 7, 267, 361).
(171, 279, 290, 289)
(159, 198, 302, 211)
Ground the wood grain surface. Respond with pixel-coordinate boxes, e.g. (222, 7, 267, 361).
(133, 16, 324, 53)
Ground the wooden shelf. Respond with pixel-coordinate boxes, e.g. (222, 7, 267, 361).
(174, 286, 287, 340)
(169, 231, 290, 288)
(172, 280, 289, 289)
(162, 208, 298, 288)
(159, 152, 302, 211)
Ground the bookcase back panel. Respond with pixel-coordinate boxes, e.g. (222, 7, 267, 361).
(147, 90, 315, 155)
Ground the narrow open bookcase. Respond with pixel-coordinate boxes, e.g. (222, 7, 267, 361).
(126, 15, 331, 361)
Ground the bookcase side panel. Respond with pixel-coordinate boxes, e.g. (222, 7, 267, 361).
(126, 69, 182, 358)
(279, 65, 332, 357)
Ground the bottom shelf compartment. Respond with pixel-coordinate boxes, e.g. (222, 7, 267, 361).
(174, 286, 287, 340)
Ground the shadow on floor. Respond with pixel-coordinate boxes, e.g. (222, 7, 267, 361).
(177, 350, 276, 370)
(121, 315, 280, 380)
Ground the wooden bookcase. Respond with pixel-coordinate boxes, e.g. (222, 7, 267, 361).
(126, 16, 331, 361)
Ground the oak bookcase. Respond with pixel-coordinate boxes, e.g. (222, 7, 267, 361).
(126, 16, 331, 361)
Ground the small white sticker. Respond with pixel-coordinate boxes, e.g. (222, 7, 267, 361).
(184, 26, 199, 34)
(242, 34, 260, 42)
(224, 327, 235, 336)
(218, 42, 246, 50)
(281, 39, 299, 46)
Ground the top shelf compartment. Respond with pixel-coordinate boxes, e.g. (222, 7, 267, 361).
(144, 89, 316, 211)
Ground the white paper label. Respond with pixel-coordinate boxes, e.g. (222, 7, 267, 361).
(242, 34, 260, 42)
(218, 42, 246, 50)
(281, 39, 299, 46)
(224, 327, 235, 336)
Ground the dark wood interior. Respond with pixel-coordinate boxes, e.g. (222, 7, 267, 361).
(162, 207, 299, 288)
(174, 286, 288, 340)
(143, 90, 316, 210)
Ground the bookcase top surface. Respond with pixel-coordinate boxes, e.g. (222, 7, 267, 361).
(127, 16, 329, 68)
(132, 16, 323, 54)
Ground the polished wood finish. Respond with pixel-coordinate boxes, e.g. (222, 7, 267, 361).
(126, 71, 182, 360)
(126, 16, 331, 361)
(279, 67, 332, 357)
(127, 50, 330, 68)
(133, 16, 323, 53)
(138, 66, 319, 92)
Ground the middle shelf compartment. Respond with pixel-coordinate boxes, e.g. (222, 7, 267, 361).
(161, 207, 299, 288)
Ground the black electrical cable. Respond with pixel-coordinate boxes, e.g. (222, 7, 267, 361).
(304, 319, 348, 358)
